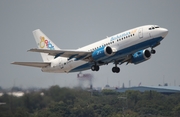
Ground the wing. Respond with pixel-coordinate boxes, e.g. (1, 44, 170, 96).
(28, 48, 91, 60)
(11, 62, 50, 68)
(112, 55, 132, 65)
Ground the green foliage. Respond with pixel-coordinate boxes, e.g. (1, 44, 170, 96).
(102, 89, 117, 95)
(172, 104, 180, 116)
(0, 86, 180, 117)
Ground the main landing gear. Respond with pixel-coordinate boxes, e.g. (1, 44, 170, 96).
(91, 65, 99, 71)
(112, 62, 120, 73)
(91, 63, 120, 73)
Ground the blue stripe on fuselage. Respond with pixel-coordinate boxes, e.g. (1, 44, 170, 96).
(101, 36, 163, 63)
(69, 36, 163, 72)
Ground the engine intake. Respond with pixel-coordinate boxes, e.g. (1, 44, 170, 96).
(131, 49, 151, 64)
(106, 46, 113, 55)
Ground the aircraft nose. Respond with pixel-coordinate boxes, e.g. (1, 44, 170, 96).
(161, 28, 168, 38)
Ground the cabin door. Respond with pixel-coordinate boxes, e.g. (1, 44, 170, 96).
(138, 28, 143, 39)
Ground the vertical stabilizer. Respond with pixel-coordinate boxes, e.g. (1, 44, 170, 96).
(33, 29, 60, 62)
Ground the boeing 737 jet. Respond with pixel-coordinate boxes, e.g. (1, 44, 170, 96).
(12, 25, 168, 73)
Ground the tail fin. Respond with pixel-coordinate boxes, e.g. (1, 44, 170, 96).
(33, 29, 60, 62)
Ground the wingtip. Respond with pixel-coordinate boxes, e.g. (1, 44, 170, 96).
(28, 48, 37, 52)
(11, 62, 16, 64)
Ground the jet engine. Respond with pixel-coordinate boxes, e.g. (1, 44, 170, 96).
(92, 46, 113, 61)
(131, 49, 151, 64)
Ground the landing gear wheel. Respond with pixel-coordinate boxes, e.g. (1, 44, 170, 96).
(91, 65, 99, 71)
(91, 66, 95, 71)
(112, 67, 120, 73)
(151, 49, 156, 54)
(95, 65, 99, 71)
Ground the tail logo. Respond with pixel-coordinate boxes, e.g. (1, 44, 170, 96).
(39, 36, 54, 50)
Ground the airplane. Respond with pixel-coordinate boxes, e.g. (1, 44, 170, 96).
(12, 25, 168, 73)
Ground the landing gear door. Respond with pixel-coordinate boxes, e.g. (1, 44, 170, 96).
(59, 58, 64, 69)
(138, 28, 143, 39)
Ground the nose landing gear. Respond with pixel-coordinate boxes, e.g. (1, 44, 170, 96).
(112, 66, 120, 73)
(151, 49, 156, 54)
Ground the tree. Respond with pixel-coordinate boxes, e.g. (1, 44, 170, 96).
(1, 86, 180, 116)
(172, 104, 180, 116)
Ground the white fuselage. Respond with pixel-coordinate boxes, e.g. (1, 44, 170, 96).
(41, 25, 168, 73)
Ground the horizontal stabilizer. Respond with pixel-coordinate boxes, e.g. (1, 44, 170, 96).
(11, 62, 50, 68)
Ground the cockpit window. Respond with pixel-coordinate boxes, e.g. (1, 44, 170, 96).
(149, 26, 160, 30)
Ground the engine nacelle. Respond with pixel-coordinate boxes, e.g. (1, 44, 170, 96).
(131, 49, 151, 64)
(92, 46, 113, 61)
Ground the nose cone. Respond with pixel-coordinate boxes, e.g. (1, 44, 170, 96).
(161, 28, 168, 38)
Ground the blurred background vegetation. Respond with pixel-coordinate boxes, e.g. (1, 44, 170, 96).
(0, 85, 180, 117)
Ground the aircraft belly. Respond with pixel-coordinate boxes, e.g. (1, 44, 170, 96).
(69, 61, 92, 72)
(61, 60, 87, 73)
